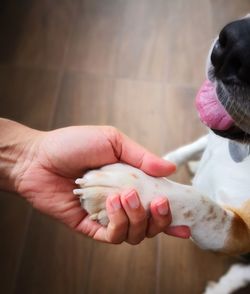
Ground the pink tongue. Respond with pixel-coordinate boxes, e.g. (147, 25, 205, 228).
(195, 80, 234, 130)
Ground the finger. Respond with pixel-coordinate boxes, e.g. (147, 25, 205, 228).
(165, 226, 191, 239)
(90, 194, 129, 243)
(119, 132, 176, 176)
(147, 198, 172, 238)
(103, 127, 176, 176)
(120, 190, 147, 245)
(104, 194, 129, 243)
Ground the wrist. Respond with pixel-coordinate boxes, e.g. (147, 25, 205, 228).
(0, 118, 43, 192)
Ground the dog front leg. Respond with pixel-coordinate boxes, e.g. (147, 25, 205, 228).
(163, 135, 208, 166)
(73, 162, 245, 253)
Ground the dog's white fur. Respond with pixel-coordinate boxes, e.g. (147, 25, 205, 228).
(189, 132, 250, 209)
(204, 264, 250, 294)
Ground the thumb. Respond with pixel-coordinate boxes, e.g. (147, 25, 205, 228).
(106, 128, 176, 177)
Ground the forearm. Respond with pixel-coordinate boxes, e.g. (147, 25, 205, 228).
(0, 118, 41, 192)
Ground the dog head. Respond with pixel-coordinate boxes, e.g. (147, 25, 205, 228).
(196, 15, 250, 143)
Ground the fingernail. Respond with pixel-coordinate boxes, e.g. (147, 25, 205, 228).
(110, 195, 121, 212)
(125, 190, 140, 209)
(156, 200, 168, 216)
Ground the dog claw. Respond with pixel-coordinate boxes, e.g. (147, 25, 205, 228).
(73, 188, 84, 195)
(75, 178, 86, 185)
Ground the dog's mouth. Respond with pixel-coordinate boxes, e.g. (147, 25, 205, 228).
(195, 80, 234, 130)
(195, 80, 250, 141)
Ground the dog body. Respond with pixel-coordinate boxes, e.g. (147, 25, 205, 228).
(193, 131, 250, 209)
(74, 16, 250, 255)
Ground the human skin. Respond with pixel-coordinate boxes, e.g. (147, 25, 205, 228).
(0, 118, 190, 244)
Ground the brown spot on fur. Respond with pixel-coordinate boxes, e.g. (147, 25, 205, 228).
(206, 214, 217, 222)
(223, 200, 250, 255)
(221, 214, 226, 224)
(201, 198, 208, 205)
(201, 215, 207, 222)
(95, 172, 103, 177)
(208, 206, 214, 215)
(154, 183, 159, 188)
(131, 173, 139, 179)
(213, 222, 223, 231)
(183, 210, 193, 219)
(220, 211, 228, 225)
(202, 206, 218, 222)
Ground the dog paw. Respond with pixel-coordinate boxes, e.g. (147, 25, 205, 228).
(73, 163, 151, 226)
(74, 185, 111, 226)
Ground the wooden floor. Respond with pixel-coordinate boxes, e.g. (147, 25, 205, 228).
(1, 1, 250, 293)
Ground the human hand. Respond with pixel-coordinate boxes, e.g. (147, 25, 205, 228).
(4, 122, 190, 244)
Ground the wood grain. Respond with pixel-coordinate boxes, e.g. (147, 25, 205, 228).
(0, 67, 59, 129)
(0, 0, 76, 69)
(53, 71, 114, 128)
(115, 0, 212, 85)
(158, 236, 232, 294)
(210, 0, 250, 33)
(0, 193, 31, 294)
(85, 240, 157, 294)
(14, 212, 93, 294)
(66, 0, 126, 76)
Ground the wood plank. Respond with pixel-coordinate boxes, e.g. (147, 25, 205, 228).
(210, 0, 250, 33)
(110, 80, 206, 156)
(160, 0, 212, 86)
(0, 66, 59, 294)
(0, 0, 76, 69)
(158, 236, 232, 294)
(0, 67, 59, 129)
(115, 0, 212, 85)
(110, 79, 164, 153)
(53, 71, 114, 127)
(66, 0, 212, 86)
(65, 0, 126, 76)
(0, 0, 31, 65)
(86, 240, 157, 294)
(0, 193, 31, 294)
(14, 212, 93, 294)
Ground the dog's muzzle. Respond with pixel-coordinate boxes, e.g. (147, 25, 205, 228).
(196, 16, 250, 142)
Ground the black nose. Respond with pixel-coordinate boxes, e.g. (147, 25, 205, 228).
(211, 18, 250, 84)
